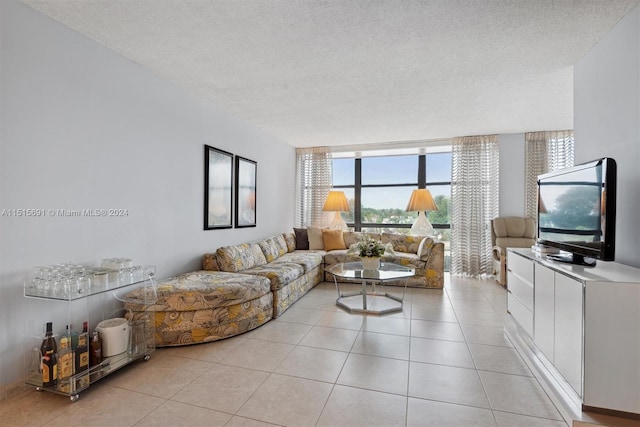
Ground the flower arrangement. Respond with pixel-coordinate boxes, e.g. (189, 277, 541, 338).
(355, 235, 386, 258)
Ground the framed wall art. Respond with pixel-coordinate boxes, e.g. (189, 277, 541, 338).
(235, 156, 257, 228)
(204, 145, 233, 230)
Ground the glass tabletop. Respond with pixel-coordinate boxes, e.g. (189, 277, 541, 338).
(326, 262, 415, 281)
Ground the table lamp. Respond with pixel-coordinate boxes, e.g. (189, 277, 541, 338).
(323, 191, 350, 230)
(406, 188, 438, 235)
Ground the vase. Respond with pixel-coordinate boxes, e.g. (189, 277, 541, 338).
(361, 256, 380, 271)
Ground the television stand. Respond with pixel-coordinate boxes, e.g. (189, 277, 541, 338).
(546, 253, 596, 267)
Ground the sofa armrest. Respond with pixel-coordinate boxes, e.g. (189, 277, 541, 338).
(202, 253, 220, 271)
(421, 240, 445, 288)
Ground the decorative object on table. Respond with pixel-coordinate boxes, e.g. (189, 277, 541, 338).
(406, 188, 438, 236)
(322, 190, 350, 230)
(235, 156, 257, 228)
(351, 234, 386, 270)
(204, 145, 233, 230)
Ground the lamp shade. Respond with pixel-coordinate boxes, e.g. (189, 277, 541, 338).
(323, 191, 350, 212)
(406, 189, 438, 212)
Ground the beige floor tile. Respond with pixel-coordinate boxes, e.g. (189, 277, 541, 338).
(456, 309, 507, 328)
(361, 315, 411, 336)
(450, 299, 497, 312)
(135, 400, 232, 426)
(410, 304, 458, 322)
(469, 343, 532, 376)
(45, 384, 163, 427)
(237, 373, 333, 426)
(103, 353, 214, 399)
(274, 306, 326, 325)
(460, 323, 514, 347)
(447, 288, 491, 301)
(479, 370, 564, 420)
(0, 386, 69, 426)
(315, 310, 365, 330)
(351, 330, 411, 360)
(317, 384, 407, 427)
(337, 353, 409, 396)
(244, 320, 312, 344)
(410, 318, 465, 341)
(298, 325, 358, 352)
(406, 397, 497, 426)
(156, 336, 246, 363)
(274, 345, 348, 383)
(493, 410, 569, 426)
(223, 339, 295, 372)
(293, 295, 341, 311)
(171, 364, 269, 414)
(408, 361, 490, 408)
(410, 336, 475, 368)
(224, 416, 282, 426)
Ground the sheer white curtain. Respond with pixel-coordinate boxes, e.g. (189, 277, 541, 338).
(451, 135, 500, 276)
(524, 131, 574, 218)
(295, 147, 333, 227)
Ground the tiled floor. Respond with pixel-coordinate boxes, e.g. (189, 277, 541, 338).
(2, 275, 639, 426)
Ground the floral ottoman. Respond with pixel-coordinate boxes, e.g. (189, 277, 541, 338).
(124, 270, 273, 346)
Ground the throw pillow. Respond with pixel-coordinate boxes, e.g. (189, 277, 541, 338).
(293, 228, 309, 250)
(322, 229, 347, 251)
(417, 237, 435, 260)
(283, 232, 296, 252)
(307, 227, 325, 250)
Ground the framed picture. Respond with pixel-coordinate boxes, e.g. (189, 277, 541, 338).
(204, 145, 233, 230)
(235, 156, 257, 228)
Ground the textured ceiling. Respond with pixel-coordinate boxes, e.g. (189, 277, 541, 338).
(22, 0, 640, 147)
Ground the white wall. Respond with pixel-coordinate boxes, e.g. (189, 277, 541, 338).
(574, 5, 640, 268)
(0, 0, 295, 390)
(498, 133, 526, 217)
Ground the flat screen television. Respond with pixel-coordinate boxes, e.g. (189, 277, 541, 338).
(537, 157, 616, 266)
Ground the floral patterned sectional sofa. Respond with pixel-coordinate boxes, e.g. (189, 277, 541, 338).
(126, 229, 444, 347)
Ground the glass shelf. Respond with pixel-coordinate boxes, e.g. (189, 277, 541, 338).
(24, 267, 155, 301)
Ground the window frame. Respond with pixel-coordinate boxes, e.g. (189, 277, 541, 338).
(332, 153, 451, 232)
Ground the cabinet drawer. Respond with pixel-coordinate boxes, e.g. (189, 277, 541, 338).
(508, 292, 533, 337)
(507, 252, 534, 283)
(508, 270, 533, 311)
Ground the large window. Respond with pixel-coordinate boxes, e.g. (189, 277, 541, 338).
(331, 150, 451, 241)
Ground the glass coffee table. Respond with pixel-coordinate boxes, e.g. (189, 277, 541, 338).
(325, 262, 415, 314)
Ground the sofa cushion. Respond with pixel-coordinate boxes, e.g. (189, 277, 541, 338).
(323, 249, 354, 266)
(294, 228, 309, 250)
(283, 232, 296, 252)
(242, 262, 305, 291)
(126, 271, 271, 312)
(493, 217, 536, 239)
(381, 232, 425, 254)
(273, 251, 324, 272)
(384, 252, 423, 269)
(307, 227, 325, 250)
(216, 243, 267, 272)
(322, 229, 347, 251)
(343, 231, 381, 248)
(258, 235, 288, 262)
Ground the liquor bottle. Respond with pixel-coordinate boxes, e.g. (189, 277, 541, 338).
(69, 324, 79, 351)
(40, 322, 57, 388)
(90, 331, 102, 367)
(57, 335, 73, 392)
(75, 322, 90, 389)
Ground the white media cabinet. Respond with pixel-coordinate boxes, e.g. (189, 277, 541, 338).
(506, 248, 640, 418)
